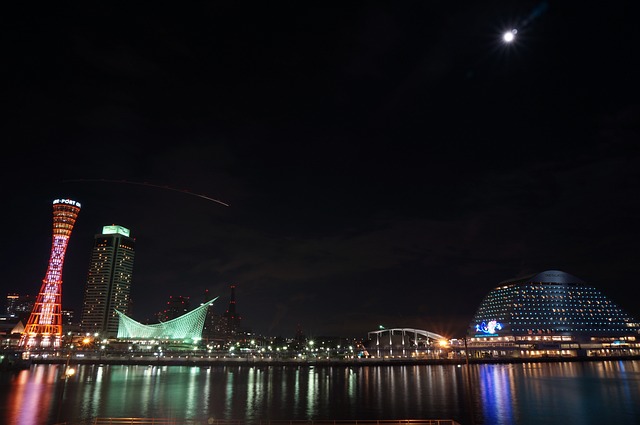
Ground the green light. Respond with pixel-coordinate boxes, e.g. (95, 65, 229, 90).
(102, 225, 131, 237)
(116, 297, 218, 340)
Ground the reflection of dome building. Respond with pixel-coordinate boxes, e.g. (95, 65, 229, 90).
(467, 270, 640, 357)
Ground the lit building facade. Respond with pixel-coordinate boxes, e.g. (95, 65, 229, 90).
(80, 225, 135, 338)
(116, 297, 218, 342)
(19, 198, 81, 349)
(5, 293, 34, 319)
(466, 270, 640, 357)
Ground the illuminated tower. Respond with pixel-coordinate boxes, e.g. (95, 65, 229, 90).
(80, 225, 135, 338)
(19, 198, 81, 349)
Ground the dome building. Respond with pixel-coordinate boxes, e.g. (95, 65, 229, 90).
(466, 270, 640, 358)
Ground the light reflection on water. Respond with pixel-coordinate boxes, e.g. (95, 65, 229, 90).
(1, 360, 639, 425)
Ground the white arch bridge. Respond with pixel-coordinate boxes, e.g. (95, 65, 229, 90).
(365, 328, 449, 359)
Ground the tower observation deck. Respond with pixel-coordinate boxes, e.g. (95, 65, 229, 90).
(19, 198, 81, 349)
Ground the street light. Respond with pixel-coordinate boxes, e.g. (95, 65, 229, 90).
(65, 367, 76, 378)
(464, 337, 469, 366)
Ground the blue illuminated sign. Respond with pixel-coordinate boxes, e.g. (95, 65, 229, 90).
(475, 320, 503, 336)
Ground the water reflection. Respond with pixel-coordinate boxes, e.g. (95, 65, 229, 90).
(4, 365, 60, 425)
(1, 361, 639, 425)
(476, 365, 516, 425)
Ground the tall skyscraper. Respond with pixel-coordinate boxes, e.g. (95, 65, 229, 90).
(223, 284, 242, 335)
(80, 225, 135, 338)
(19, 198, 81, 349)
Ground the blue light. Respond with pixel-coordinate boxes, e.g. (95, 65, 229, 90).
(475, 320, 503, 335)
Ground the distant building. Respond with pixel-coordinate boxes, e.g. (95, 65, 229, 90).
(201, 289, 226, 345)
(62, 308, 81, 334)
(0, 315, 24, 347)
(159, 296, 191, 321)
(222, 284, 242, 335)
(200, 285, 246, 345)
(80, 225, 136, 338)
(466, 270, 640, 357)
(5, 293, 34, 320)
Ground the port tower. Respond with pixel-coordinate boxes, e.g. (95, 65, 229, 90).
(19, 198, 81, 349)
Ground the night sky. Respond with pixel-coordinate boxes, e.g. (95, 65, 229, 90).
(5, 1, 639, 339)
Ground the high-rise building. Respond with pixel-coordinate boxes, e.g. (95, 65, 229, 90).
(5, 294, 18, 315)
(19, 198, 81, 349)
(159, 295, 191, 321)
(202, 289, 227, 345)
(80, 225, 135, 338)
(5, 293, 34, 319)
(223, 284, 242, 335)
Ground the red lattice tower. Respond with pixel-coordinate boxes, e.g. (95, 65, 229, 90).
(19, 198, 81, 349)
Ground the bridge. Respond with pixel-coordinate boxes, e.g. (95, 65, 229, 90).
(365, 328, 448, 358)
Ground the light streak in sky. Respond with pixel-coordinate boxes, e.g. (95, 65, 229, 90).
(521, 1, 549, 29)
(501, 1, 549, 44)
(62, 179, 230, 207)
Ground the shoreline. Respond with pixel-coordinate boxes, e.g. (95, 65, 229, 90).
(28, 354, 640, 368)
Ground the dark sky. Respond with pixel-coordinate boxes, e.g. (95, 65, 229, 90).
(4, 1, 639, 339)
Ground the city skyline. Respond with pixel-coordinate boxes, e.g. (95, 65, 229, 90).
(6, 202, 640, 340)
(5, 2, 639, 338)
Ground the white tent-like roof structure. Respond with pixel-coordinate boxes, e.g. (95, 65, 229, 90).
(116, 297, 218, 341)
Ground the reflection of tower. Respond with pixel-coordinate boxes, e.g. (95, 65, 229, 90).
(223, 284, 241, 334)
(19, 199, 81, 349)
(80, 225, 135, 338)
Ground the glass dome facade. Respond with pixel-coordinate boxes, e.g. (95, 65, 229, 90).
(468, 270, 640, 345)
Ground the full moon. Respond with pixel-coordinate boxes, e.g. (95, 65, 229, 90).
(503, 29, 517, 43)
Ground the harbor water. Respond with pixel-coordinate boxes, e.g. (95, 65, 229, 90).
(1, 360, 639, 425)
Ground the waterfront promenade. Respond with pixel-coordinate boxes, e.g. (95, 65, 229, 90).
(26, 352, 640, 367)
(58, 420, 461, 425)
